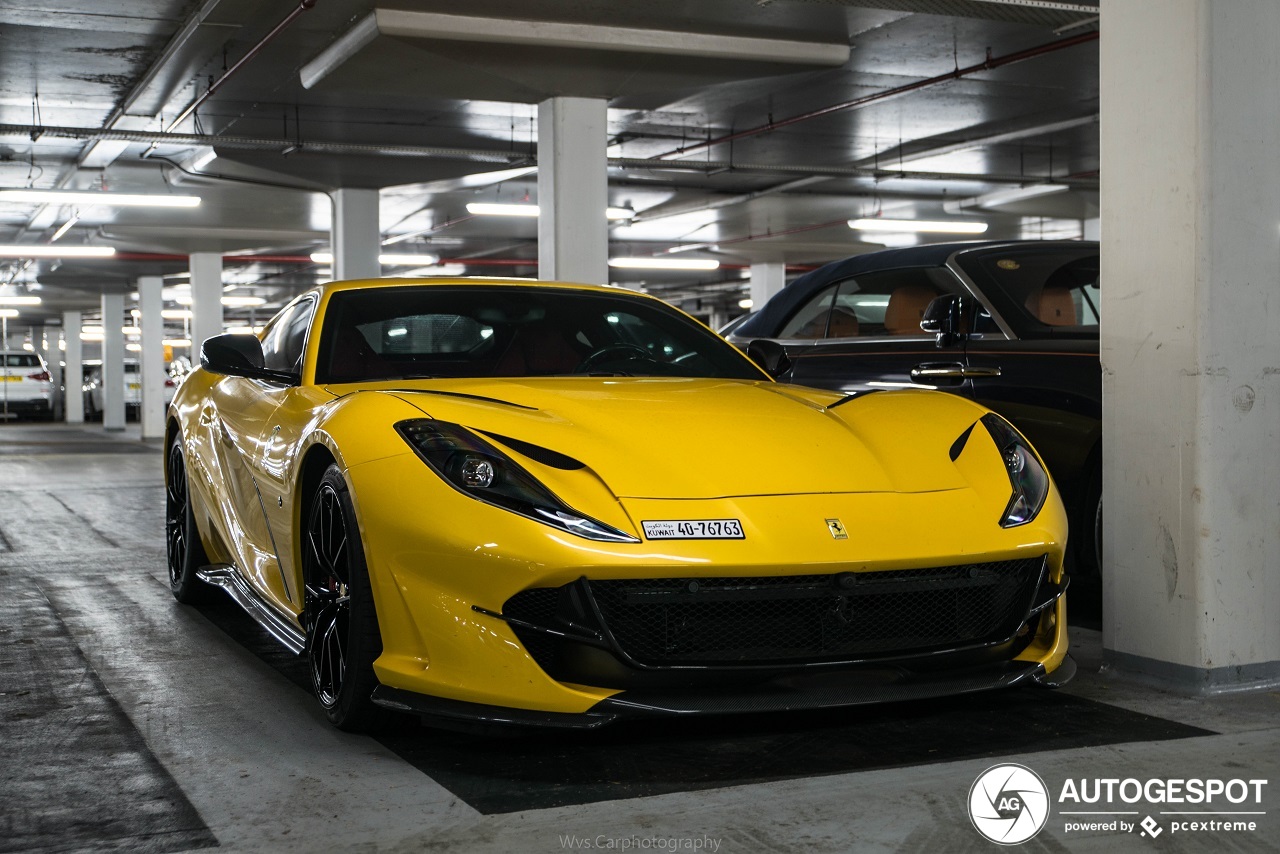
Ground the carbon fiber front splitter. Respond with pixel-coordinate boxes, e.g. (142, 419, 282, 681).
(370, 655, 1075, 732)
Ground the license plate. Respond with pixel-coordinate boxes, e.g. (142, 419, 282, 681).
(128, 383, 140, 389)
(642, 519, 744, 540)
(1, 376, 21, 382)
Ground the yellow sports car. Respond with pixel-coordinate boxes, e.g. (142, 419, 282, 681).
(166, 277, 1072, 732)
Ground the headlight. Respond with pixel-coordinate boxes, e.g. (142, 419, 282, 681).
(396, 419, 638, 543)
(980, 413, 1050, 528)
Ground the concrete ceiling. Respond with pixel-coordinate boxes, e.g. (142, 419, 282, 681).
(0, 0, 1100, 332)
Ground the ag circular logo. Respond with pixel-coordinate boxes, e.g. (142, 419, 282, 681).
(968, 763, 1051, 845)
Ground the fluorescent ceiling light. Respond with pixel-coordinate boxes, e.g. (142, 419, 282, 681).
(943, 184, 1071, 213)
(0, 244, 116, 258)
(0, 309, 19, 318)
(0, 296, 41, 305)
(162, 309, 193, 320)
(738, 298, 754, 309)
(164, 338, 192, 347)
(191, 148, 218, 171)
(126, 343, 141, 352)
(466, 203, 635, 220)
(310, 252, 440, 266)
(974, 184, 1069, 208)
(608, 257, 720, 271)
(848, 218, 988, 235)
(50, 215, 80, 243)
(224, 326, 264, 336)
(376, 253, 440, 266)
(0, 190, 200, 208)
(466, 203, 539, 218)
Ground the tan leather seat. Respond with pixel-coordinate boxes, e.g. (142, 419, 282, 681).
(883, 285, 938, 334)
(1027, 285, 1078, 325)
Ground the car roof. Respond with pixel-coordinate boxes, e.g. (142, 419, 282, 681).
(317, 277, 646, 299)
(734, 239, 1098, 339)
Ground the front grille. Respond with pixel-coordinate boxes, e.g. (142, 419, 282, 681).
(503, 558, 1043, 670)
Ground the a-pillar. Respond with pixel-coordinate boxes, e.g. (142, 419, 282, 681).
(750, 258, 786, 311)
(137, 276, 165, 439)
(63, 311, 83, 423)
(100, 292, 126, 432)
(190, 252, 223, 359)
(1100, 0, 1280, 692)
(538, 96, 607, 285)
(332, 188, 380, 281)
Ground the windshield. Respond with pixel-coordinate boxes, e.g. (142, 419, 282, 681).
(957, 245, 1100, 333)
(315, 286, 765, 384)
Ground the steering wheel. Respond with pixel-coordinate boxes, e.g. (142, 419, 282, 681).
(574, 343, 654, 374)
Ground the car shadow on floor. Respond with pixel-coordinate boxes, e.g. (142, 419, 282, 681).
(193, 593, 1206, 815)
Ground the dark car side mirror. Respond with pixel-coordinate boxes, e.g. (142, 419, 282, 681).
(746, 339, 793, 379)
(920, 294, 967, 348)
(201, 334, 299, 384)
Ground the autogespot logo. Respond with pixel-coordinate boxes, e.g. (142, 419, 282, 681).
(969, 764, 1051, 845)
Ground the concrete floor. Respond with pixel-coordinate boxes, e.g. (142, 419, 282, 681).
(1, 423, 1276, 854)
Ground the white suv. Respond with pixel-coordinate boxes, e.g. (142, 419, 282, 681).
(0, 350, 53, 420)
(84, 359, 177, 420)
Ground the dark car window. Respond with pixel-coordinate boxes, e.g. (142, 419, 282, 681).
(262, 297, 316, 373)
(1, 353, 41, 368)
(777, 267, 963, 339)
(959, 248, 1100, 332)
(316, 286, 766, 384)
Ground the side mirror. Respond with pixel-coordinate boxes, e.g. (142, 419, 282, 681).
(746, 339, 793, 379)
(920, 294, 967, 348)
(200, 334, 298, 384)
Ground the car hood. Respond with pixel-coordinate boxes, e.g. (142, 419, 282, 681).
(330, 377, 975, 500)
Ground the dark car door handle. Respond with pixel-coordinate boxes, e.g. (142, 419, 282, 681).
(910, 363, 1002, 381)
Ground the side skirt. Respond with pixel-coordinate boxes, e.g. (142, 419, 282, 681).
(197, 563, 307, 654)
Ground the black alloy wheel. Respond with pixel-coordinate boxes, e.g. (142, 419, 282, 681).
(303, 464, 384, 731)
(166, 434, 211, 603)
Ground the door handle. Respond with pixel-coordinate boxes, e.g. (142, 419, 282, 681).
(910, 363, 1002, 381)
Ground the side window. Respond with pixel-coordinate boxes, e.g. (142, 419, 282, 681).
(779, 268, 960, 339)
(778, 285, 837, 338)
(262, 298, 315, 373)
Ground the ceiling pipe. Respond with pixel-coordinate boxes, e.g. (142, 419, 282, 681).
(655, 29, 1101, 160)
(0, 122, 1097, 188)
(162, 0, 319, 136)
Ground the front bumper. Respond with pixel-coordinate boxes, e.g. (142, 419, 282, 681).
(347, 453, 1071, 722)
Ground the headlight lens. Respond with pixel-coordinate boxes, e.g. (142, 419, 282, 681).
(396, 419, 638, 543)
(981, 413, 1050, 527)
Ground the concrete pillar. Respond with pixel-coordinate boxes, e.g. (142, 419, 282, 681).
(100, 292, 126, 432)
(190, 252, 223, 360)
(138, 276, 165, 439)
(1100, 0, 1280, 693)
(332, 188, 380, 281)
(64, 311, 83, 423)
(750, 259, 787, 310)
(538, 96, 608, 284)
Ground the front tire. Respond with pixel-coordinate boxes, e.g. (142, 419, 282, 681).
(303, 464, 384, 731)
(166, 434, 212, 603)
(1075, 461, 1103, 578)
